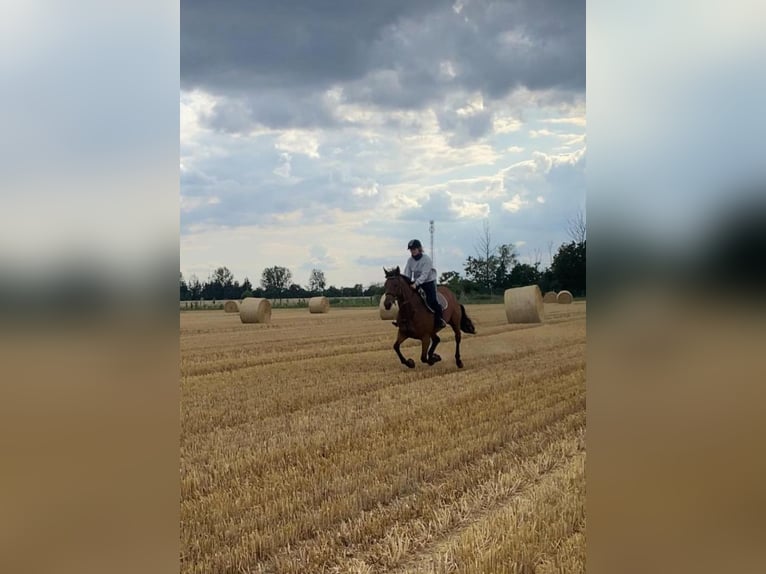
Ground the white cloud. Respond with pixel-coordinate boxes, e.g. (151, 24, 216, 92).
(453, 198, 490, 219)
(507, 146, 524, 153)
(543, 116, 587, 127)
(307, 244, 340, 270)
(270, 210, 303, 224)
(536, 196, 546, 204)
(502, 193, 529, 213)
(502, 148, 585, 181)
(562, 134, 586, 146)
(275, 130, 321, 158)
(180, 90, 216, 142)
(482, 177, 505, 199)
(439, 60, 457, 79)
(530, 130, 586, 148)
(352, 181, 380, 197)
(493, 115, 523, 133)
(389, 193, 420, 210)
(499, 30, 534, 47)
(181, 194, 220, 213)
(273, 152, 292, 178)
(456, 93, 485, 117)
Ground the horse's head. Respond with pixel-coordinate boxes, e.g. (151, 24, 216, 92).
(382, 266, 403, 310)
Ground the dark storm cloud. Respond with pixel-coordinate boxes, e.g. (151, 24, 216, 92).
(181, 0, 447, 92)
(182, 0, 585, 131)
(351, 0, 585, 107)
(436, 106, 495, 145)
(201, 89, 344, 132)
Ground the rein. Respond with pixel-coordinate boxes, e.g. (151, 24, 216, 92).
(385, 277, 417, 311)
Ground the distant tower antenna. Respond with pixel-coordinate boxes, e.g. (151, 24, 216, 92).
(429, 220, 435, 264)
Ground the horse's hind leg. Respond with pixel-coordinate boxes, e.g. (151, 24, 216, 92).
(428, 334, 441, 364)
(394, 331, 415, 368)
(453, 323, 463, 369)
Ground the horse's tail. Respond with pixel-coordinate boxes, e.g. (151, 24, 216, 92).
(459, 304, 476, 334)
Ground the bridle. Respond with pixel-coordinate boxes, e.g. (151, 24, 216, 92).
(384, 276, 412, 308)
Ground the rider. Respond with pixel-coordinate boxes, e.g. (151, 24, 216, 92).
(404, 239, 446, 330)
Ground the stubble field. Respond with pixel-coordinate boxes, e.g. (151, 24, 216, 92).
(181, 302, 586, 573)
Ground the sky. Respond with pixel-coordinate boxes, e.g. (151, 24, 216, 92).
(180, 0, 585, 289)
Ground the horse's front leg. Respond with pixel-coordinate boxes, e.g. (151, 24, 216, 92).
(420, 336, 433, 364)
(394, 331, 415, 368)
(428, 334, 441, 364)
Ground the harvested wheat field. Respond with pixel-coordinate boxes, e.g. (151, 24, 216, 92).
(181, 302, 586, 574)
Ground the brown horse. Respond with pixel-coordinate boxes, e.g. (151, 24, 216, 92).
(383, 266, 476, 368)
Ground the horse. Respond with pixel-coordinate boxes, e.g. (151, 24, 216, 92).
(382, 266, 476, 369)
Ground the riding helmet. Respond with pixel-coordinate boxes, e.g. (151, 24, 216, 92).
(407, 239, 422, 250)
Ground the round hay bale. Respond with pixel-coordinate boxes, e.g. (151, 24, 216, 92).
(239, 297, 272, 324)
(543, 291, 558, 303)
(223, 300, 240, 313)
(308, 296, 330, 314)
(379, 294, 398, 320)
(504, 285, 544, 324)
(557, 290, 573, 304)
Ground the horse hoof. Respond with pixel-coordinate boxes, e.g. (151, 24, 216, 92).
(456, 359, 464, 369)
(432, 354, 441, 362)
(406, 359, 416, 369)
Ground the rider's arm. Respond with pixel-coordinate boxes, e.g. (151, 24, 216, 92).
(413, 255, 433, 287)
(403, 258, 413, 281)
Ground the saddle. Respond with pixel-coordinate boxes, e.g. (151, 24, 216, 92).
(392, 287, 448, 328)
(416, 286, 448, 314)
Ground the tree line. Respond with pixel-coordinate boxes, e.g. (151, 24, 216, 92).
(180, 267, 382, 301)
(180, 215, 586, 301)
(439, 217, 585, 298)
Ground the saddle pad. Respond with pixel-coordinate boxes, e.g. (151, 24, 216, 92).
(417, 287, 448, 314)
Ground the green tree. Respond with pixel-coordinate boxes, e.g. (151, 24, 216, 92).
(439, 270, 462, 290)
(223, 280, 240, 300)
(261, 266, 293, 297)
(240, 277, 253, 297)
(507, 262, 541, 288)
(203, 266, 235, 300)
(325, 285, 341, 297)
(287, 283, 305, 298)
(308, 268, 326, 294)
(187, 274, 202, 300)
(464, 255, 499, 293)
(180, 272, 189, 300)
(494, 244, 519, 288)
(551, 241, 586, 297)
(364, 283, 385, 297)
(467, 219, 499, 294)
(212, 266, 234, 288)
